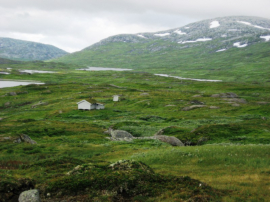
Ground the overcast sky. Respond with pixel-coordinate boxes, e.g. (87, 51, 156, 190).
(1, 0, 270, 52)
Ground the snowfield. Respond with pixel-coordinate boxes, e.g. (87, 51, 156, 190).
(179, 38, 212, 44)
(233, 42, 248, 48)
(154, 33, 170, 37)
(174, 30, 187, 35)
(237, 21, 270, 31)
(260, 35, 270, 41)
(216, 49, 227, 52)
(210, 21, 220, 28)
(137, 35, 146, 38)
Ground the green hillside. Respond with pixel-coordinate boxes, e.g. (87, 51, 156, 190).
(52, 16, 270, 82)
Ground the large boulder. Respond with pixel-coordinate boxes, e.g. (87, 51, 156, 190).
(154, 135, 184, 146)
(109, 129, 134, 139)
(19, 189, 40, 202)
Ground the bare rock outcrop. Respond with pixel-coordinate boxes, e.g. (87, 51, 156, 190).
(19, 189, 40, 202)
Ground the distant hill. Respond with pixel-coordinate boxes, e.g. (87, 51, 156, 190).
(52, 16, 270, 81)
(0, 37, 68, 61)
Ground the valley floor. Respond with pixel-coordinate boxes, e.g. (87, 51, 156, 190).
(0, 67, 270, 201)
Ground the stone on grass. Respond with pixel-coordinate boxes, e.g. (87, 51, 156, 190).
(109, 129, 134, 139)
(18, 189, 40, 202)
(154, 135, 184, 146)
(9, 92, 17, 96)
(192, 95, 202, 98)
(14, 134, 37, 144)
(20, 134, 37, 144)
(190, 100, 205, 105)
(211, 92, 239, 98)
(209, 106, 219, 109)
(223, 98, 247, 103)
(140, 93, 149, 96)
(256, 101, 270, 105)
(182, 105, 205, 111)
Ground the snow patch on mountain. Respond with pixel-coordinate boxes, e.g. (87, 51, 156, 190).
(154, 33, 170, 37)
(174, 30, 187, 35)
(137, 35, 146, 38)
(216, 49, 227, 52)
(210, 21, 220, 28)
(233, 42, 248, 48)
(260, 35, 270, 41)
(179, 38, 212, 44)
(237, 21, 270, 31)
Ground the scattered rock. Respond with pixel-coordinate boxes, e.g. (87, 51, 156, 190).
(231, 103, 240, 107)
(109, 84, 125, 89)
(182, 105, 205, 111)
(210, 94, 220, 98)
(31, 101, 46, 109)
(13, 138, 22, 143)
(20, 134, 37, 144)
(140, 93, 149, 96)
(66, 163, 94, 176)
(4, 102, 11, 106)
(209, 106, 219, 109)
(109, 160, 154, 173)
(9, 92, 17, 96)
(165, 104, 176, 107)
(197, 137, 209, 145)
(256, 101, 270, 105)
(190, 100, 205, 105)
(0, 118, 3, 121)
(211, 92, 239, 98)
(19, 189, 40, 202)
(192, 95, 202, 98)
(14, 134, 37, 144)
(17, 91, 28, 95)
(223, 98, 247, 103)
(220, 92, 239, 98)
(154, 135, 184, 146)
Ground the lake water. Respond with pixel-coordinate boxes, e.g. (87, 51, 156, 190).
(0, 80, 44, 88)
(155, 74, 222, 82)
(78, 67, 133, 71)
(0, 72, 10, 75)
(19, 70, 55, 74)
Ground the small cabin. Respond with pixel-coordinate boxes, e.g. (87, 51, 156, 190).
(77, 100, 104, 110)
(113, 95, 119, 102)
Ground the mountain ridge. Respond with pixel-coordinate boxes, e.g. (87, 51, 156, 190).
(0, 37, 68, 61)
(51, 16, 270, 82)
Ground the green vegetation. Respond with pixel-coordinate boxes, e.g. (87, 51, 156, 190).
(1, 64, 270, 201)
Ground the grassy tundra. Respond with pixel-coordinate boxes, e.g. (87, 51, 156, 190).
(0, 65, 270, 201)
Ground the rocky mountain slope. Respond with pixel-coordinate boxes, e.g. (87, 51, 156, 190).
(0, 37, 68, 61)
(52, 16, 270, 75)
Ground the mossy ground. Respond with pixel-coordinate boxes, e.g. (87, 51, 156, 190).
(0, 63, 270, 201)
